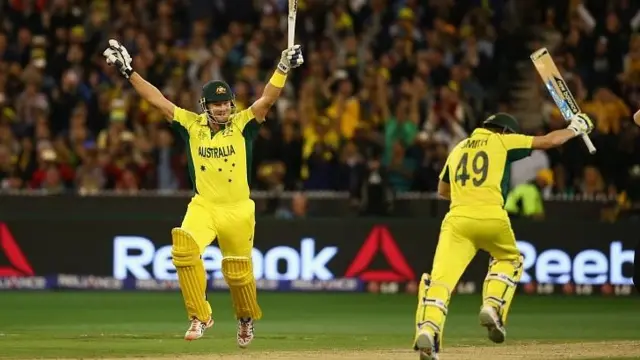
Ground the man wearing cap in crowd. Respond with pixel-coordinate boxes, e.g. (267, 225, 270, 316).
(504, 168, 554, 220)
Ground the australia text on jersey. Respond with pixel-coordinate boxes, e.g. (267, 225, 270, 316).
(198, 145, 236, 159)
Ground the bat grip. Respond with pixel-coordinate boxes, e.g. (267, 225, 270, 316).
(581, 133, 597, 154)
(288, 17, 296, 48)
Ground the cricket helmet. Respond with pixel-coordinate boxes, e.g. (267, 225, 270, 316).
(482, 112, 520, 134)
(200, 80, 235, 124)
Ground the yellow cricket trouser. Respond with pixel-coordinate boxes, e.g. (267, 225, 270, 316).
(173, 196, 260, 321)
(183, 196, 256, 256)
(416, 211, 521, 341)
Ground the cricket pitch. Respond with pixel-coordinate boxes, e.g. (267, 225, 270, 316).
(47, 341, 640, 360)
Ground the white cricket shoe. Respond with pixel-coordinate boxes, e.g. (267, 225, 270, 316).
(479, 305, 506, 343)
(414, 330, 439, 360)
(237, 317, 255, 348)
(184, 317, 214, 341)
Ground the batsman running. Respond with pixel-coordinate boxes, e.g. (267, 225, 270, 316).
(103, 39, 304, 347)
(413, 112, 594, 359)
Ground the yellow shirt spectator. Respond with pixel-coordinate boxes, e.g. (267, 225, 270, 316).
(550, 89, 630, 135)
(581, 92, 630, 135)
(326, 97, 360, 139)
(301, 117, 341, 179)
(97, 109, 127, 150)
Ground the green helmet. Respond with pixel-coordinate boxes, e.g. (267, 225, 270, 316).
(200, 80, 235, 124)
(482, 113, 520, 134)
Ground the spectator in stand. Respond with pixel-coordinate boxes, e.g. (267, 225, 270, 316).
(353, 154, 394, 216)
(302, 116, 340, 190)
(275, 192, 309, 219)
(75, 141, 105, 195)
(0, 0, 636, 211)
(551, 164, 574, 197)
(505, 168, 554, 220)
(412, 134, 442, 192)
(578, 165, 609, 198)
(539, 0, 640, 199)
(386, 141, 416, 193)
(379, 76, 419, 166)
(582, 88, 630, 136)
(30, 145, 74, 190)
(424, 84, 469, 152)
(153, 126, 180, 191)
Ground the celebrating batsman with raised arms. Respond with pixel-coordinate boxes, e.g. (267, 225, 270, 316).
(103, 39, 303, 347)
(413, 112, 593, 359)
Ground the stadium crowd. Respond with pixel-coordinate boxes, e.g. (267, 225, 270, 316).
(0, 0, 638, 206)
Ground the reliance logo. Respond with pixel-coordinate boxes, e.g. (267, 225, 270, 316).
(0, 223, 34, 276)
(345, 225, 415, 281)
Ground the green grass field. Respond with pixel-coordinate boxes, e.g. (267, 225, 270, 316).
(0, 292, 639, 359)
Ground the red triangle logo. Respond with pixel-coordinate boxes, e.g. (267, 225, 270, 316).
(345, 225, 415, 281)
(0, 223, 34, 276)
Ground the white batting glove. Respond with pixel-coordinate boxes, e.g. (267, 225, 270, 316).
(567, 113, 594, 135)
(103, 39, 134, 79)
(277, 45, 304, 74)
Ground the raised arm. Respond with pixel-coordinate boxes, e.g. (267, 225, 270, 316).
(531, 129, 579, 149)
(103, 39, 175, 121)
(250, 45, 304, 122)
(497, 113, 594, 164)
(129, 73, 175, 120)
(531, 113, 594, 150)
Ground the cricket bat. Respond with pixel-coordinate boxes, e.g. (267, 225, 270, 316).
(530, 48, 597, 154)
(288, 0, 298, 48)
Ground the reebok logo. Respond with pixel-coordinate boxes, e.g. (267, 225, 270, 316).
(0, 223, 34, 276)
(113, 237, 336, 281)
(345, 225, 415, 281)
(113, 225, 416, 282)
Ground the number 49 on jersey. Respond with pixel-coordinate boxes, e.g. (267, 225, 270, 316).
(454, 151, 489, 187)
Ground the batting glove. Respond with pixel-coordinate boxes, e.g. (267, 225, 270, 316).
(103, 39, 134, 79)
(567, 113, 594, 135)
(277, 45, 304, 74)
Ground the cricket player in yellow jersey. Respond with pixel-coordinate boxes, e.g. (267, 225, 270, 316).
(413, 112, 594, 359)
(103, 39, 304, 347)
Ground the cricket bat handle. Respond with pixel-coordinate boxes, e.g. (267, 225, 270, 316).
(288, 16, 296, 48)
(581, 133, 596, 154)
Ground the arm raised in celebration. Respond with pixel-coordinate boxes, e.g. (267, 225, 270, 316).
(103, 39, 175, 121)
(250, 45, 304, 122)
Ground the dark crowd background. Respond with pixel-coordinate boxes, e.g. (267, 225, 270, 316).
(0, 0, 639, 219)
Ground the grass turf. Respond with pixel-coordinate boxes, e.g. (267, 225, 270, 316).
(0, 292, 638, 359)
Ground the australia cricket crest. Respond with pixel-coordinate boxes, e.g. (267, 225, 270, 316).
(198, 129, 208, 141)
(222, 125, 234, 137)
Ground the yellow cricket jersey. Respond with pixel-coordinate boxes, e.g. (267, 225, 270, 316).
(172, 107, 260, 205)
(439, 128, 533, 218)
